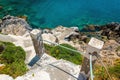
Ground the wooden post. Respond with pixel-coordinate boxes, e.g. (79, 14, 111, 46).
(78, 37, 104, 80)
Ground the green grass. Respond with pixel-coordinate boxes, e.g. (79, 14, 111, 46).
(44, 43, 83, 65)
(116, 46, 120, 52)
(109, 59, 120, 79)
(0, 41, 27, 78)
(94, 59, 120, 80)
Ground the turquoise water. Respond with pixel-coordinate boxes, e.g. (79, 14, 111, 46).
(0, 0, 120, 29)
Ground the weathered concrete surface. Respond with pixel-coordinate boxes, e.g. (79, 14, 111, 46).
(30, 29, 44, 58)
(28, 53, 80, 80)
(0, 53, 81, 80)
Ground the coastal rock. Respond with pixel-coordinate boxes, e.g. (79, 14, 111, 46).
(81, 22, 120, 43)
(52, 26, 80, 41)
(70, 27, 79, 32)
(0, 15, 45, 64)
(100, 22, 120, 43)
(43, 26, 86, 52)
(0, 15, 32, 36)
(99, 40, 120, 65)
(42, 33, 57, 44)
(64, 32, 80, 41)
(43, 29, 52, 33)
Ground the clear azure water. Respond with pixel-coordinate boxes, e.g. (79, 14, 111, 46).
(0, 0, 120, 29)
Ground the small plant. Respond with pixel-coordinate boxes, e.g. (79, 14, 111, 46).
(32, 73, 34, 77)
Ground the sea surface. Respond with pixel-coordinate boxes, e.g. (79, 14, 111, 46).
(0, 0, 120, 29)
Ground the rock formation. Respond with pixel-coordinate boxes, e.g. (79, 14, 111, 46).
(0, 15, 44, 64)
(0, 15, 120, 80)
(0, 15, 82, 80)
(0, 15, 32, 36)
(81, 22, 120, 43)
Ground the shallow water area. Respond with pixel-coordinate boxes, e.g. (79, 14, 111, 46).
(0, 0, 120, 29)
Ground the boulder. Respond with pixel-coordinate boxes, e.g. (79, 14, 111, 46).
(42, 33, 57, 45)
(52, 26, 80, 41)
(0, 6, 3, 10)
(70, 27, 79, 32)
(64, 32, 80, 41)
(0, 15, 32, 36)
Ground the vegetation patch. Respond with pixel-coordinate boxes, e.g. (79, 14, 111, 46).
(0, 41, 27, 78)
(94, 59, 120, 80)
(44, 43, 83, 65)
(116, 46, 120, 52)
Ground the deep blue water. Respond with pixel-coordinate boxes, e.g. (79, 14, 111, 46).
(0, 0, 120, 29)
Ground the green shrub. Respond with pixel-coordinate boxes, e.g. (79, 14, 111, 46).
(0, 41, 27, 78)
(116, 46, 120, 52)
(44, 43, 83, 65)
(94, 59, 120, 80)
(109, 59, 120, 79)
(1, 60, 27, 78)
(44, 43, 54, 54)
(1, 46, 26, 63)
(94, 65, 108, 80)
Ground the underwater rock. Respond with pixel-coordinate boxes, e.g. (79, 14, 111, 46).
(17, 15, 28, 21)
(0, 6, 3, 10)
(87, 25, 96, 31)
(80, 24, 99, 32)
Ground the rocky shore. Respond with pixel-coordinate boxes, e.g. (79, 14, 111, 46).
(0, 15, 120, 80)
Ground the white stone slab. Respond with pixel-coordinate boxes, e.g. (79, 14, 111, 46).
(85, 37, 104, 60)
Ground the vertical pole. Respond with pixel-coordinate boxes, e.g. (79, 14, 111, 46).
(90, 55, 94, 80)
(30, 30, 44, 57)
(78, 56, 96, 80)
(28, 29, 44, 66)
(78, 37, 104, 80)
